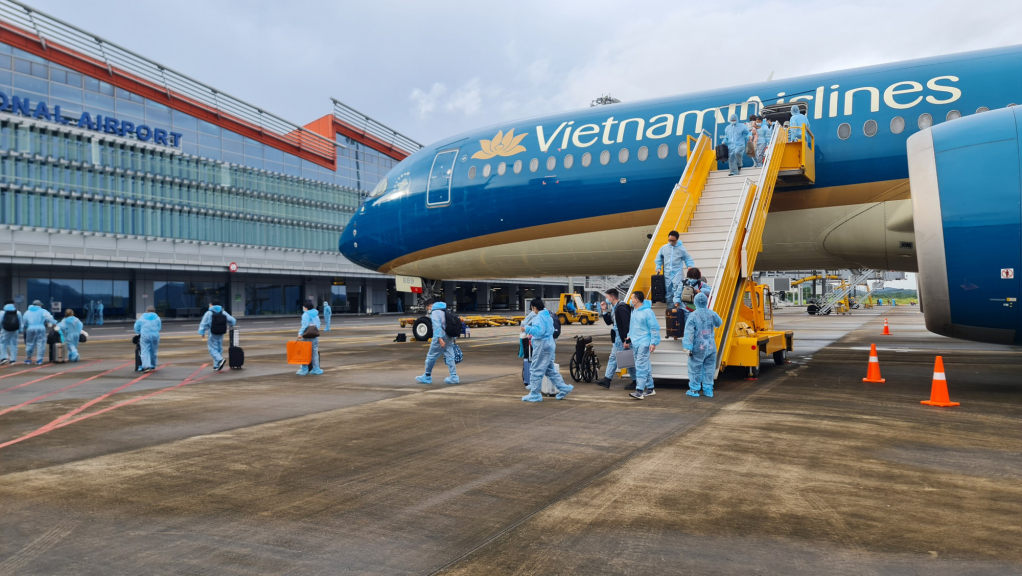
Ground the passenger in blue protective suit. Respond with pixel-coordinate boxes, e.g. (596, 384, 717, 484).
(95, 301, 104, 325)
(416, 302, 459, 385)
(724, 113, 751, 176)
(755, 117, 772, 167)
(85, 301, 94, 325)
(655, 230, 695, 307)
(0, 300, 22, 365)
(198, 300, 236, 371)
(322, 301, 332, 331)
(57, 309, 84, 362)
(22, 300, 56, 365)
(134, 306, 162, 372)
(297, 303, 323, 375)
(596, 288, 635, 389)
(626, 292, 661, 400)
(788, 104, 809, 142)
(683, 292, 723, 397)
(521, 298, 573, 402)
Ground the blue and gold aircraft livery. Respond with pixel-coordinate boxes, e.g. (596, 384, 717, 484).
(341, 45, 1022, 344)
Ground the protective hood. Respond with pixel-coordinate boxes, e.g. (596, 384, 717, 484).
(304, 309, 320, 318)
(3, 304, 14, 311)
(729, 113, 738, 124)
(431, 301, 447, 311)
(27, 304, 40, 312)
(211, 305, 223, 313)
(142, 312, 159, 321)
(695, 292, 709, 309)
(639, 299, 652, 311)
(790, 104, 800, 115)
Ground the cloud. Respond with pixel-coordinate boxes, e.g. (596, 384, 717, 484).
(445, 78, 482, 116)
(410, 83, 447, 119)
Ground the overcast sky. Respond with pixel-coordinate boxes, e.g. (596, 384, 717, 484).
(25, 0, 1021, 290)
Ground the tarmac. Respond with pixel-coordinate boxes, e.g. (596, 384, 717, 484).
(0, 306, 1020, 575)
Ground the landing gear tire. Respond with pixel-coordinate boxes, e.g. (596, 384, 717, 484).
(773, 349, 788, 366)
(412, 317, 432, 341)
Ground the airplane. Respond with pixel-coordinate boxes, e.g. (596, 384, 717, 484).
(340, 45, 1022, 345)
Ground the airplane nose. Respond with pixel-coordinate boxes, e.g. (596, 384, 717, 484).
(339, 208, 382, 272)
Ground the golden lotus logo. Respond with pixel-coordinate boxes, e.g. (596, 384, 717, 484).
(471, 129, 528, 159)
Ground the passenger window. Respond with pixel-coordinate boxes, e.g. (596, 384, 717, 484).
(890, 116, 905, 134)
(917, 113, 933, 129)
(618, 148, 629, 163)
(976, 106, 989, 113)
(837, 123, 851, 139)
(546, 156, 556, 170)
(468, 166, 476, 179)
(581, 152, 592, 167)
(497, 161, 506, 176)
(677, 142, 687, 157)
(946, 110, 961, 121)
(482, 164, 491, 178)
(658, 143, 668, 159)
(513, 160, 522, 174)
(529, 158, 539, 172)
(863, 119, 877, 137)
(637, 146, 648, 161)
(564, 154, 574, 169)
(600, 150, 610, 165)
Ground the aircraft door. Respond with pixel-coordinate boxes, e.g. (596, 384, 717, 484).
(426, 149, 459, 207)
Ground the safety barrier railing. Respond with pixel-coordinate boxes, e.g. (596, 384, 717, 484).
(0, 0, 340, 163)
(708, 125, 784, 371)
(626, 131, 715, 300)
(332, 99, 422, 156)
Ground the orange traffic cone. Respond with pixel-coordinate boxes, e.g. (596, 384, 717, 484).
(863, 343, 885, 383)
(881, 318, 892, 335)
(921, 356, 959, 407)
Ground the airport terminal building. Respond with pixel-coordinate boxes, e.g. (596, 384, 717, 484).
(0, 2, 568, 321)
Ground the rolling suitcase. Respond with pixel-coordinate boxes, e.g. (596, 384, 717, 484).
(50, 342, 67, 363)
(228, 329, 244, 369)
(665, 307, 685, 339)
(541, 363, 560, 396)
(132, 334, 142, 371)
(650, 274, 667, 303)
(715, 143, 729, 162)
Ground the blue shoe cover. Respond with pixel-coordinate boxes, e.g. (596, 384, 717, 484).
(686, 390, 701, 397)
(310, 368, 324, 375)
(703, 389, 713, 398)
(555, 384, 574, 400)
(415, 374, 432, 384)
(296, 367, 309, 375)
(444, 376, 460, 384)
(522, 392, 543, 402)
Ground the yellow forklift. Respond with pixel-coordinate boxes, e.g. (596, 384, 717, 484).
(549, 293, 600, 325)
(721, 280, 794, 378)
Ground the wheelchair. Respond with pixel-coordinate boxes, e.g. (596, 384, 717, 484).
(569, 335, 601, 383)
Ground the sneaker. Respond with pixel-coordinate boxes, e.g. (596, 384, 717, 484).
(215, 358, 226, 371)
(643, 388, 656, 397)
(625, 381, 637, 390)
(24, 360, 32, 365)
(555, 384, 573, 400)
(415, 374, 432, 384)
(35, 360, 43, 366)
(522, 392, 543, 402)
(0, 359, 8, 366)
(629, 391, 644, 400)
(686, 390, 701, 397)
(444, 376, 460, 384)
(596, 378, 611, 389)
(142, 367, 153, 373)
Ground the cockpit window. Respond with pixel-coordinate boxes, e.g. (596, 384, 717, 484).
(369, 177, 388, 198)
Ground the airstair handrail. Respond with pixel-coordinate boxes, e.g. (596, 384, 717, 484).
(625, 131, 715, 300)
(739, 122, 786, 275)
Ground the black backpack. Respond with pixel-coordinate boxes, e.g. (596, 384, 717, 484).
(715, 143, 729, 162)
(2, 310, 18, 332)
(443, 309, 462, 338)
(551, 312, 561, 340)
(210, 311, 228, 335)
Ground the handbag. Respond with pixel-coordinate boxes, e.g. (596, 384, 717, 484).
(302, 325, 320, 339)
(615, 348, 635, 369)
(453, 343, 463, 364)
(79, 330, 88, 343)
(286, 339, 313, 365)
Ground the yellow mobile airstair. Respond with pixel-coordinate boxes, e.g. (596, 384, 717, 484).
(626, 124, 811, 379)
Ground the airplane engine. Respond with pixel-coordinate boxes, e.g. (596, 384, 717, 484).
(907, 106, 1022, 345)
